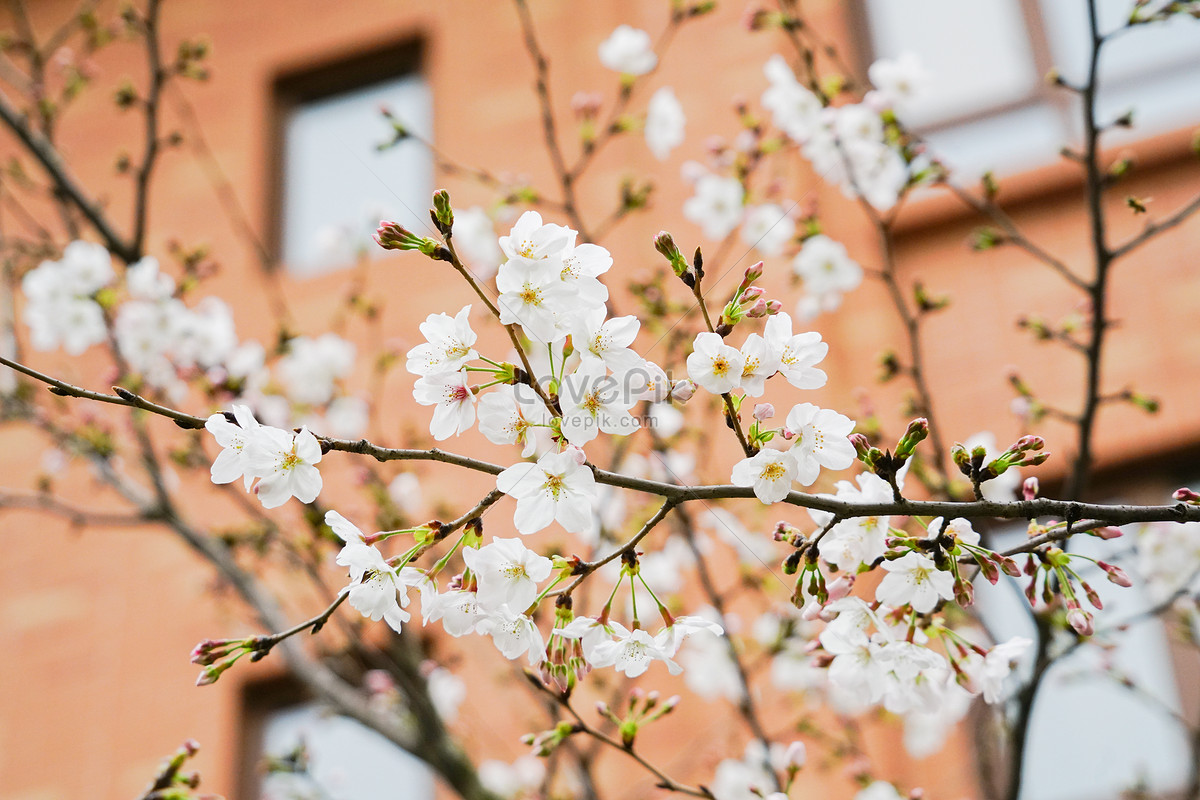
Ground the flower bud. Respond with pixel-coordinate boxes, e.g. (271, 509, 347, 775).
(783, 740, 807, 769)
(753, 403, 775, 421)
(670, 379, 696, 403)
(571, 91, 602, 120)
(893, 417, 928, 461)
(1023, 477, 1040, 501)
(743, 261, 764, 285)
(826, 575, 854, 601)
(1099, 561, 1133, 587)
(744, 298, 770, 318)
(1091, 526, 1123, 540)
(564, 445, 587, 466)
(654, 231, 689, 278)
(780, 426, 796, 441)
(1174, 487, 1200, 504)
(764, 299, 783, 315)
(1067, 607, 1094, 636)
(740, 286, 765, 303)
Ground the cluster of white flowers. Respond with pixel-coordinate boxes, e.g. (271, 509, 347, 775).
(645, 86, 686, 161)
(205, 404, 323, 509)
(790, 234, 863, 321)
(761, 54, 925, 212)
(22, 241, 114, 355)
(22, 241, 365, 433)
(1136, 520, 1200, 609)
(817, 596, 1030, 719)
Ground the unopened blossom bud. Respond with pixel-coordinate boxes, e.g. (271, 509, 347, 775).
(740, 285, 765, 303)
(742, 5, 777, 30)
(1175, 487, 1200, 504)
(744, 298, 770, 318)
(430, 190, 454, 235)
(780, 426, 796, 441)
(365, 669, 396, 695)
(997, 555, 1022, 577)
(783, 741, 807, 769)
(849, 433, 873, 464)
(1081, 580, 1103, 609)
(826, 575, 854, 601)
(893, 417, 929, 461)
(951, 443, 972, 476)
(801, 599, 823, 621)
(1091, 526, 1123, 540)
(654, 231, 689, 278)
(764, 299, 783, 315)
(195, 661, 233, 687)
(570, 91, 602, 120)
(374, 221, 450, 261)
(743, 260, 764, 286)
(670, 379, 696, 403)
(1099, 561, 1133, 587)
(1023, 477, 1040, 501)
(1067, 607, 1094, 636)
(753, 403, 774, 421)
(564, 445, 587, 466)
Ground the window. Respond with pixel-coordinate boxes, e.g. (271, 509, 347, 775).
(241, 683, 435, 800)
(273, 41, 433, 276)
(857, 0, 1200, 176)
(976, 525, 1190, 800)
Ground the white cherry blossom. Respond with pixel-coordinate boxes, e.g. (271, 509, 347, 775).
(589, 622, 681, 678)
(559, 360, 640, 446)
(686, 331, 744, 394)
(740, 203, 795, 257)
(875, 552, 955, 614)
(792, 235, 863, 298)
(413, 371, 477, 440)
(205, 404, 263, 490)
(868, 52, 929, 111)
(763, 312, 828, 390)
(277, 333, 356, 406)
(461, 537, 553, 613)
(478, 607, 545, 665)
(495, 258, 575, 343)
(762, 54, 823, 143)
(598, 25, 657, 75)
(645, 86, 685, 160)
(498, 210, 572, 265)
(737, 333, 780, 397)
(495, 450, 597, 534)
(571, 309, 641, 373)
(783, 403, 856, 485)
(731, 448, 799, 504)
(247, 426, 324, 508)
(683, 173, 744, 239)
(406, 305, 478, 376)
(477, 384, 550, 457)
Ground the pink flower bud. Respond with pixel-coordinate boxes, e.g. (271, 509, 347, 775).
(670, 379, 696, 403)
(744, 261, 764, 283)
(1174, 487, 1200, 504)
(1100, 561, 1133, 587)
(753, 403, 775, 421)
(1067, 607, 1094, 636)
(365, 669, 395, 695)
(1023, 477, 1039, 501)
(783, 741, 807, 769)
(564, 445, 587, 466)
(826, 575, 854, 601)
(764, 299, 783, 315)
(1091, 526, 1124, 540)
(801, 599, 823, 621)
(740, 286, 765, 303)
(570, 91, 602, 119)
(744, 298, 770, 318)
(780, 426, 796, 441)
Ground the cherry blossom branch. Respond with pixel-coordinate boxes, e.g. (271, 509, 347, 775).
(512, 0, 590, 240)
(0, 84, 138, 261)
(440, 236, 560, 417)
(532, 680, 714, 798)
(555, 498, 678, 597)
(940, 181, 1088, 291)
(1110, 189, 1200, 260)
(0, 488, 156, 528)
(131, 0, 165, 255)
(675, 503, 782, 793)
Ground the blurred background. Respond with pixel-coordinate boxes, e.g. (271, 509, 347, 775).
(3, 1, 1200, 799)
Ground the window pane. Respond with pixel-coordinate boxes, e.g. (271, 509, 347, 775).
(259, 704, 435, 800)
(1039, 0, 1200, 138)
(975, 528, 1189, 800)
(864, 0, 1039, 129)
(281, 72, 433, 276)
